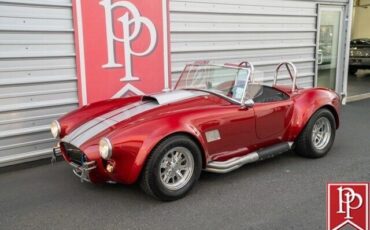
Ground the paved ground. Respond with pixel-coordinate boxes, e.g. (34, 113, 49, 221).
(348, 70, 370, 96)
(1, 99, 370, 230)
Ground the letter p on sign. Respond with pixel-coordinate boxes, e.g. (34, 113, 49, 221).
(72, 0, 170, 105)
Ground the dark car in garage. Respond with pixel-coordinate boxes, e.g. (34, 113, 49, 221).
(349, 38, 370, 75)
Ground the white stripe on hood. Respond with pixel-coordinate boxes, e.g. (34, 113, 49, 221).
(62, 90, 208, 148)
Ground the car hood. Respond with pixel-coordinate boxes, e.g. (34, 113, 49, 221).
(60, 90, 222, 148)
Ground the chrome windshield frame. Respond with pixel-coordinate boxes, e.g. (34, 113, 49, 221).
(175, 62, 254, 104)
(183, 88, 242, 105)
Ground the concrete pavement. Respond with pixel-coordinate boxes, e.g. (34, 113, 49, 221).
(0, 99, 369, 230)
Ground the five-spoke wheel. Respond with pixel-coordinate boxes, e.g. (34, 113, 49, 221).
(159, 147, 195, 191)
(295, 108, 336, 158)
(311, 117, 332, 151)
(140, 135, 202, 201)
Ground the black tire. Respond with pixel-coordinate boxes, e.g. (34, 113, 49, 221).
(140, 135, 202, 201)
(294, 109, 336, 158)
(349, 67, 358, 75)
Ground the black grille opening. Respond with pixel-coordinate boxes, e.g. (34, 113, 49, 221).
(62, 142, 86, 165)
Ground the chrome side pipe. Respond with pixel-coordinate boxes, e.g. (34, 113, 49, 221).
(205, 142, 293, 174)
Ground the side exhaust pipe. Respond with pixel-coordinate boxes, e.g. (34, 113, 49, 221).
(205, 142, 293, 174)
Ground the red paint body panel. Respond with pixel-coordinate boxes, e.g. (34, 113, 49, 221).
(57, 86, 340, 185)
(58, 96, 142, 136)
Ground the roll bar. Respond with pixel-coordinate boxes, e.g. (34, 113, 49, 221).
(273, 62, 298, 92)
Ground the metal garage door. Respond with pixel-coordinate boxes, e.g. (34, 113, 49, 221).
(0, 0, 78, 166)
(169, 0, 318, 87)
(0, 0, 350, 167)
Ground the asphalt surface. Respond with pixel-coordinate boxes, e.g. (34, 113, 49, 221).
(348, 70, 370, 96)
(1, 99, 370, 230)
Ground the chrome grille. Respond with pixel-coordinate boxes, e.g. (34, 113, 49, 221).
(62, 142, 86, 166)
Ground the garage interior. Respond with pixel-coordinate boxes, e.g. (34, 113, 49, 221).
(348, 0, 370, 99)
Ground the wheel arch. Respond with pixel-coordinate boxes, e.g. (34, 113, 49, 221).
(293, 104, 339, 141)
(320, 104, 339, 129)
(146, 131, 207, 169)
(131, 130, 208, 184)
(167, 132, 207, 168)
(287, 87, 341, 140)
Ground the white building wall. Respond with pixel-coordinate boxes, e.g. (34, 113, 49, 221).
(0, 0, 78, 166)
(169, 0, 318, 87)
(0, 0, 350, 166)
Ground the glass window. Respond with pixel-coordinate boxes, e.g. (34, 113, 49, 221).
(175, 64, 251, 102)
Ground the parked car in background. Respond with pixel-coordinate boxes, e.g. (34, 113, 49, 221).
(51, 61, 340, 201)
(349, 38, 370, 75)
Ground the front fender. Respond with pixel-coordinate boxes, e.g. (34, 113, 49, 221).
(107, 117, 208, 184)
(129, 119, 209, 184)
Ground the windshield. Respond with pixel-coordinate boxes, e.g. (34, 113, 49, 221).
(175, 64, 251, 103)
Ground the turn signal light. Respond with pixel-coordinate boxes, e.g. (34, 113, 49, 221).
(106, 161, 115, 173)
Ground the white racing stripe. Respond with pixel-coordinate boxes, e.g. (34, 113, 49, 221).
(63, 101, 158, 147)
(62, 90, 209, 148)
(63, 102, 142, 143)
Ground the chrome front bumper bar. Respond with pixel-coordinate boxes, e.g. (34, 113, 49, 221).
(52, 146, 96, 183)
(70, 161, 96, 183)
(51, 146, 61, 164)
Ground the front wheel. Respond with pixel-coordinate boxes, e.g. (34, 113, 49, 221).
(140, 135, 202, 201)
(295, 109, 336, 158)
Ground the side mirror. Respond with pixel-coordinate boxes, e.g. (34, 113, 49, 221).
(241, 98, 254, 109)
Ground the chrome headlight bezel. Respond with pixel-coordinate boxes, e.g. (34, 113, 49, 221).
(99, 137, 113, 160)
(50, 120, 61, 139)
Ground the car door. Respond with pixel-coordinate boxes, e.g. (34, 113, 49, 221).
(199, 105, 257, 161)
(253, 99, 294, 142)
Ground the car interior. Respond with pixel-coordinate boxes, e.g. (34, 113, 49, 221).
(240, 61, 295, 103)
(249, 84, 289, 103)
(187, 61, 295, 104)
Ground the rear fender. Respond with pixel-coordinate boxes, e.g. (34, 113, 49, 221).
(286, 89, 340, 140)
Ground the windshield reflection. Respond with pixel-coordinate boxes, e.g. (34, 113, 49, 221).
(175, 64, 251, 102)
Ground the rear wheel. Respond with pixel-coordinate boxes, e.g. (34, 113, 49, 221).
(295, 109, 336, 158)
(140, 135, 202, 201)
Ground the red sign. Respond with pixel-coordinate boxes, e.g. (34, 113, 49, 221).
(72, 0, 170, 105)
(327, 183, 369, 230)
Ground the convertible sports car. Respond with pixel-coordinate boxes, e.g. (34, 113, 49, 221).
(51, 61, 340, 201)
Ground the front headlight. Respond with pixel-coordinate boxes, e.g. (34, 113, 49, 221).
(99, 138, 112, 160)
(50, 120, 61, 139)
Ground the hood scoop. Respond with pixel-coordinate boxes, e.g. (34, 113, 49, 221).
(143, 90, 208, 105)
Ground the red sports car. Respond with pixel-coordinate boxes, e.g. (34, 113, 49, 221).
(51, 61, 340, 201)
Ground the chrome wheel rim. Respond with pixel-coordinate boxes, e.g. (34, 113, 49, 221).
(159, 147, 194, 191)
(311, 117, 332, 150)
